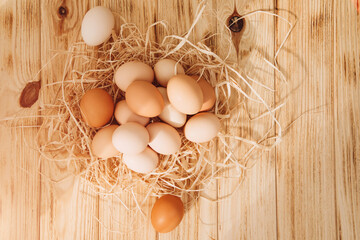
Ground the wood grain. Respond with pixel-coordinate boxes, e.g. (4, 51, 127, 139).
(215, 0, 278, 239)
(275, 0, 338, 238)
(0, 0, 42, 240)
(334, 0, 360, 238)
(0, 0, 359, 239)
(37, 1, 99, 239)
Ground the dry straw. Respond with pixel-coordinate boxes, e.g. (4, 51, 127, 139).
(4, 2, 296, 216)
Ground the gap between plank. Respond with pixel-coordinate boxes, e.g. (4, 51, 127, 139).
(274, 0, 279, 239)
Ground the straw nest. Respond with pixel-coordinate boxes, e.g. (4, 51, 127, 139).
(8, 4, 295, 208)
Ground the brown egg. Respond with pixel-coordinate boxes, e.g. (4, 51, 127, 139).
(191, 75, 216, 111)
(167, 74, 203, 115)
(79, 88, 114, 128)
(125, 81, 164, 117)
(91, 125, 119, 158)
(151, 195, 184, 233)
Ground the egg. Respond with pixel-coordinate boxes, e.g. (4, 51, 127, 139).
(123, 147, 159, 174)
(154, 59, 185, 87)
(79, 88, 114, 128)
(167, 74, 203, 115)
(157, 87, 186, 128)
(114, 61, 154, 91)
(146, 122, 181, 155)
(112, 122, 149, 154)
(191, 76, 216, 111)
(184, 112, 221, 143)
(151, 194, 184, 233)
(91, 125, 119, 158)
(114, 100, 149, 126)
(81, 6, 115, 46)
(126, 81, 164, 117)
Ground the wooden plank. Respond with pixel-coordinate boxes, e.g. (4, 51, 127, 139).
(216, 0, 277, 239)
(275, 0, 337, 239)
(155, 1, 218, 239)
(333, 0, 360, 239)
(0, 0, 42, 239)
(38, 1, 99, 239)
(95, 1, 158, 239)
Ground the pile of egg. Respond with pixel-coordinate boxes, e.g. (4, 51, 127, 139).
(80, 6, 221, 233)
(80, 59, 220, 173)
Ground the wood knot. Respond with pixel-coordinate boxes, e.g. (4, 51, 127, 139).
(19, 81, 41, 108)
(228, 16, 244, 33)
(227, 9, 246, 58)
(58, 6, 68, 18)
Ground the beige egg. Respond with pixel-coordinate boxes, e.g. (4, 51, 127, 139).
(91, 125, 119, 159)
(112, 122, 149, 154)
(157, 87, 186, 128)
(191, 76, 216, 111)
(184, 112, 220, 143)
(126, 81, 164, 117)
(81, 6, 115, 46)
(114, 100, 149, 126)
(123, 147, 159, 174)
(167, 74, 203, 115)
(114, 61, 154, 91)
(154, 59, 185, 87)
(146, 122, 181, 155)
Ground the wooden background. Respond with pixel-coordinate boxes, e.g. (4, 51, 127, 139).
(0, 0, 359, 239)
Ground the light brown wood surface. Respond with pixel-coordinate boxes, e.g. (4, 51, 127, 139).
(0, 0, 359, 239)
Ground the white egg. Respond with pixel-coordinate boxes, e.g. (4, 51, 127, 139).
(114, 100, 149, 126)
(157, 87, 187, 128)
(184, 112, 220, 143)
(146, 122, 181, 155)
(81, 6, 115, 46)
(154, 59, 185, 87)
(123, 147, 159, 174)
(112, 123, 149, 154)
(114, 61, 154, 92)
